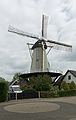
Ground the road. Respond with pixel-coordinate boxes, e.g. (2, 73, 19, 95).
(0, 97, 76, 120)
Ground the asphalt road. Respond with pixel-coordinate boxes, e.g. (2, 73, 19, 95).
(0, 99, 76, 120)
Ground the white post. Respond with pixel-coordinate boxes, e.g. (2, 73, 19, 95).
(38, 91, 40, 98)
(16, 93, 17, 100)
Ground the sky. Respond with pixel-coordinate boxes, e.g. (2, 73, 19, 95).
(0, 0, 76, 81)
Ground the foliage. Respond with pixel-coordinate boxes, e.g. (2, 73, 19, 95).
(0, 77, 5, 81)
(40, 91, 59, 98)
(22, 88, 38, 98)
(57, 81, 76, 97)
(60, 81, 76, 91)
(58, 89, 76, 97)
(10, 72, 21, 86)
(11, 72, 76, 98)
(60, 81, 69, 91)
(0, 81, 8, 102)
(12, 73, 21, 82)
(69, 81, 76, 90)
(29, 74, 52, 91)
(40, 85, 59, 98)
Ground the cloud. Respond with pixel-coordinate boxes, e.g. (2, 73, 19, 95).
(0, 0, 75, 81)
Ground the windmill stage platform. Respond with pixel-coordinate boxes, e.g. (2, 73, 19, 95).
(19, 71, 62, 79)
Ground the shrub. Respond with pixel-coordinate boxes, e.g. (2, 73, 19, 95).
(29, 75, 52, 91)
(40, 91, 59, 98)
(69, 81, 76, 90)
(60, 81, 69, 90)
(0, 81, 8, 102)
(58, 89, 76, 97)
(22, 88, 38, 98)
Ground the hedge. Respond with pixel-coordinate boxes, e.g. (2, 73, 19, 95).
(58, 89, 76, 97)
(22, 88, 38, 98)
(0, 81, 8, 102)
(8, 89, 76, 100)
(39, 90, 76, 98)
(40, 91, 59, 98)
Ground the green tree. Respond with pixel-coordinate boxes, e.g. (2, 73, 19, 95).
(0, 77, 5, 81)
(12, 73, 21, 81)
(29, 74, 52, 91)
(10, 73, 21, 85)
(60, 81, 69, 91)
(0, 81, 8, 102)
(69, 81, 76, 90)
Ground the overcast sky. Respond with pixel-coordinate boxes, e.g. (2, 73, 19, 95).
(0, 0, 76, 81)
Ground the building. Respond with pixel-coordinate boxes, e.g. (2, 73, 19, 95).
(62, 70, 76, 84)
(54, 70, 76, 85)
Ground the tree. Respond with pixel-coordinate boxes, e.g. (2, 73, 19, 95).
(12, 73, 21, 81)
(29, 74, 52, 91)
(0, 77, 5, 81)
(60, 81, 69, 91)
(69, 81, 76, 90)
(0, 81, 8, 102)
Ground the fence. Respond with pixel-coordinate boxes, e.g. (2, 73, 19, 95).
(8, 90, 76, 100)
(8, 91, 38, 100)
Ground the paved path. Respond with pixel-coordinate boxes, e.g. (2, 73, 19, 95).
(1, 97, 76, 120)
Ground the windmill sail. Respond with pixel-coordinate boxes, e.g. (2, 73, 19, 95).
(47, 40, 72, 51)
(42, 15, 48, 38)
(8, 25, 39, 39)
(8, 14, 72, 74)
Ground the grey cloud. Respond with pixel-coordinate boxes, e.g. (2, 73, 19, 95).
(0, 0, 76, 81)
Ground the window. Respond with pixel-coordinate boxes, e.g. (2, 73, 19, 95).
(68, 75, 71, 80)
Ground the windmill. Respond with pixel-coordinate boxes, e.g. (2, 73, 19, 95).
(8, 15, 72, 77)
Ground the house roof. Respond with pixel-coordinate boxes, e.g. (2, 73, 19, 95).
(54, 70, 76, 85)
(59, 70, 76, 81)
(53, 75, 64, 85)
(68, 70, 76, 77)
(62, 70, 76, 80)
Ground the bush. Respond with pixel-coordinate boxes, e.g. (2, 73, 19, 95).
(29, 75, 52, 91)
(69, 81, 76, 90)
(58, 89, 76, 97)
(60, 81, 69, 90)
(0, 81, 8, 102)
(23, 88, 36, 93)
(40, 88, 76, 98)
(22, 88, 38, 98)
(40, 91, 59, 98)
